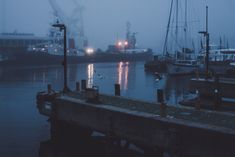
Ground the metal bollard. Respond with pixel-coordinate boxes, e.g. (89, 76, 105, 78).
(115, 84, 121, 96)
(214, 75, 221, 110)
(81, 80, 87, 91)
(157, 89, 164, 103)
(76, 82, 80, 91)
(157, 89, 167, 117)
(195, 90, 201, 110)
(47, 84, 52, 94)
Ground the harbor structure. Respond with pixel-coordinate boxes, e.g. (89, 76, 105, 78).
(37, 83, 235, 157)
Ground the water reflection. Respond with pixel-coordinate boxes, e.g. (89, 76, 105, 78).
(0, 62, 195, 156)
(117, 62, 129, 91)
(87, 64, 94, 88)
(164, 75, 192, 105)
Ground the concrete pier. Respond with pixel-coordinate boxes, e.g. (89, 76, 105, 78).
(37, 89, 235, 157)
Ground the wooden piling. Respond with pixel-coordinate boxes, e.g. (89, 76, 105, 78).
(157, 89, 164, 103)
(115, 84, 120, 96)
(195, 90, 201, 110)
(47, 84, 52, 93)
(157, 89, 167, 117)
(214, 75, 221, 110)
(76, 82, 80, 91)
(81, 80, 86, 91)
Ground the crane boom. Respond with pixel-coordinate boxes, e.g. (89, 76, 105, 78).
(48, 0, 87, 49)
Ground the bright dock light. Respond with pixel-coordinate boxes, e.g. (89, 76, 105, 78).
(86, 48, 95, 55)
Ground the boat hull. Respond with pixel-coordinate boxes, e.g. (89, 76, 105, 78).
(167, 63, 199, 75)
(0, 51, 153, 66)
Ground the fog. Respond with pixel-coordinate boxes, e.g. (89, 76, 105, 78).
(1, 0, 235, 52)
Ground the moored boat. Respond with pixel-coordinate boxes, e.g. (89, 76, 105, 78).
(167, 60, 200, 75)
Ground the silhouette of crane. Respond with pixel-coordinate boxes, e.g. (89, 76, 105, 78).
(48, 0, 87, 50)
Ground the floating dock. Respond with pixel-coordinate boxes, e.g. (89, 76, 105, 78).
(36, 85, 235, 157)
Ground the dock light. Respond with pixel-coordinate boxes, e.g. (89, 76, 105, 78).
(86, 48, 94, 55)
(118, 41, 123, 47)
(124, 41, 128, 46)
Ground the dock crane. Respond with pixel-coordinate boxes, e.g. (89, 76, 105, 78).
(48, 0, 87, 50)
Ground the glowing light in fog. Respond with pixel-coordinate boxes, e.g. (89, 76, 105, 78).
(86, 48, 94, 55)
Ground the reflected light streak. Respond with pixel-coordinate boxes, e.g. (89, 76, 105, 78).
(117, 62, 129, 91)
(124, 63, 129, 90)
(118, 62, 123, 85)
(87, 64, 94, 88)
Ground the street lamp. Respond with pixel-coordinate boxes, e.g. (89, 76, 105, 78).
(52, 23, 69, 92)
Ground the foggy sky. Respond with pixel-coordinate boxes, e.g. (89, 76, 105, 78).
(1, 0, 235, 52)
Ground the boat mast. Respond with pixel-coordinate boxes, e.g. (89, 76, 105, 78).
(199, 6, 210, 78)
(163, 0, 174, 57)
(183, 0, 188, 60)
(175, 0, 179, 60)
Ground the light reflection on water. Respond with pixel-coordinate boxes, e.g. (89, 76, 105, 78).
(117, 62, 129, 91)
(0, 62, 193, 157)
(87, 64, 94, 88)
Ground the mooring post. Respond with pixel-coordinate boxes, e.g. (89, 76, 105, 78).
(157, 89, 167, 117)
(76, 82, 80, 92)
(81, 80, 87, 91)
(115, 84, 121, 96)
(157, 89, 164, 103)
(195, 90, 201, 110)
(47, 84, 52, 94)
(214, 75, 221, 110)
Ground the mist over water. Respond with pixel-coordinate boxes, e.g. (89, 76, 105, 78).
(1, 0, 235, 51)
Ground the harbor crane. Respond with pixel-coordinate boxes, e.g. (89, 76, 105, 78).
(48, 0, 87, 50)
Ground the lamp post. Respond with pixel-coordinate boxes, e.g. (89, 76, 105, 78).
(199, 6, 209, 79)
(52, 23, 69, 92)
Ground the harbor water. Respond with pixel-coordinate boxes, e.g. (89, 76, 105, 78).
(0, 62, 194, 157)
